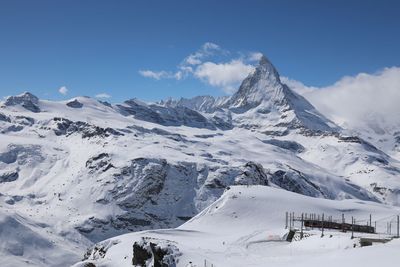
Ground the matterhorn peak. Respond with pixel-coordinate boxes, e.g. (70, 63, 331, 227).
(223, 54, 283, 111)
(222, 54, 335, 133)
(254, 54, 281, 83)
(258, 54, 274, 69)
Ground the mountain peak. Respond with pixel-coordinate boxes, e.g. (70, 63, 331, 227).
(3, 91, 41, 112)
(258, 55, 271, 66)
(223, 55, 335, 133)
(223, 55, 282, 111)
(13, 92, 39, 102)
(256, 55, 280, 82)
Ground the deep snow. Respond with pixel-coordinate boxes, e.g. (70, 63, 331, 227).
(75, 186, 400, 267)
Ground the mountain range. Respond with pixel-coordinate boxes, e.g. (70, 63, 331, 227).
(0, 55, 399, 266)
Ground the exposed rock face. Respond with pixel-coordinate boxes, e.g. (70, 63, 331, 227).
(66, 99, 84, 108)
(83, 239, 120, 263)
(270, 169, 326, 198)
(0, 112, 11, 122)
(3, 92, 40, 112)
(50, 117, 123, 138)
(132, 241, 152, 266)
(117, 100, 217, 130)
(132, 239, 179, 267)
(86, 153, 114, 173)
(158, 95, 228, 113)
(235, 162, 269, 186)
(15, 116, 35, 126)
(0, 144, 44, 165)
(0, 170, 19, 183)
(261, 139, 305, 153)
(337, 135, 380, 153)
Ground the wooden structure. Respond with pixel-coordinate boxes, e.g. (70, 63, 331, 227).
(304, 219, 375, 233)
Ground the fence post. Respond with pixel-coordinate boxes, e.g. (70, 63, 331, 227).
(285, 212, 288, 229)
(351, 217, 354, 239)
(292, 212, 295, 228)
(342, 213, 345, 232)
(397, 215, 399, 238)
(321, 213, 324, 237)
(300, 213, 304, 239)
(311, 213, 314, 230)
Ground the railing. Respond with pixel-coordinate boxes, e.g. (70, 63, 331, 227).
(284, 212, 400, 239)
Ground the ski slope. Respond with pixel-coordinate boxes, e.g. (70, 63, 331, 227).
(75, 186, 400, 267)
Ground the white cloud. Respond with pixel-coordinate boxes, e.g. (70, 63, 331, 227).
(248, 52, 263, 62)
(95, 93, 111, 99)
(182, 42, 221, 66)
(281, 77, 317, 95)
(185, 55, 202, 65)
(139, 70, 171, 80)
(194, 60, 255, 93)
(58, 86, 68, 95)
(139, 70, 184, 81)
(138, 42, 261, 93)
(291, 67, 400, 130)
(202, 42, 220, 50)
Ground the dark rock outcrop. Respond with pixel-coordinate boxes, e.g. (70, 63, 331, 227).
(0, 170, 19, 183)
(66, 99, 83, 108)
(0, 112, 11, 122)
(261, 139, 305, 153)
(117, 100, 217, 130)
(132, 242, 152, 266)
(51, 117, 123, 138)
(3, 92, 41, 113)
(86, 153, 114, 173)
(235, 162, 269, 186)
(270, 169, 326, 198)
(132, 239, 178, 267)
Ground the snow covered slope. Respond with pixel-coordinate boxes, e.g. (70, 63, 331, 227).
(74, 185, 400, 267)
(1, 56, 400, 266)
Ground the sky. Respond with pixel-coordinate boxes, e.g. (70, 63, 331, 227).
(0, 0, 399, 103)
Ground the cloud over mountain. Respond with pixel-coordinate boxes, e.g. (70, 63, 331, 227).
(138, 42, 258, 93)
(287, 67, 400, 131)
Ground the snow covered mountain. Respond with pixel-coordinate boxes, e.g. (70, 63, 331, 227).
(74, 186, 400, 267)
(1, 55, 400, 266)
(340, 115, 400, 162)
(222, 55, 336, 134)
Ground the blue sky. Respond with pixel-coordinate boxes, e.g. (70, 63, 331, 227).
(0, 0, 399, 102)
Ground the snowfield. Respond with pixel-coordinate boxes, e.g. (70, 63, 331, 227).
(74, 186, 400, 267)
(0, 56, 399, 266)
